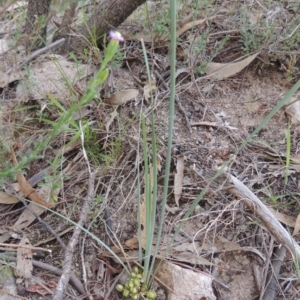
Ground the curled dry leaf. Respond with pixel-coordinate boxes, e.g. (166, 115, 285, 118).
(268, 207, 296, 228)
(103, 89, 138, 106)
(11, 155, 78, 233)
(26, 281, 57, 295)
(176, 17, 214, 36)
(206, 52, 260, 80)
(0, 191, 19, 204)
(11, 149, 53, 208)
(174, 155, 184, 206)
(105, 110, 118, 131)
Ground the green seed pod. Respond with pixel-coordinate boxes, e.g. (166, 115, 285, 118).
(131, 294, 139, 300)
(128, 281, 134, 289)
(133, 279, 140, 286)
(137, 274, 143, 279)
(123, 289, 130, 297)
(147, 290, 157, 299)
(116, 284, 124, 292)
(141, 284, 148, 292)
(131, 287, 138, 294)
(133, 266, 140, 274)
(130, 272, 137, 278)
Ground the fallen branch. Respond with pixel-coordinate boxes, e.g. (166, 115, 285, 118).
(190, 121, 237, 130)
(202, 169, 300, 261)
(227, 174, 300, 261)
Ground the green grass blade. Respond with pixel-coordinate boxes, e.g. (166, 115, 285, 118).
(140, 40, 159, 284)
(155, 0, 177, 259)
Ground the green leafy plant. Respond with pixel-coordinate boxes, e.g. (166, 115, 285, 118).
(277, 16, 300, 52)
(0, 30, 123, 189)
(261, 187, 289, 206)
(0, 253, 14, 277)
(88, 195, 105, 229)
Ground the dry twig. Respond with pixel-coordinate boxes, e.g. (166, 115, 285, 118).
(0, 254, 85, 295)
(228, 174, 300, 260)
(5, 38, 65, 75)
(52, 172, 96, 300)
(204, 169, 300, 261)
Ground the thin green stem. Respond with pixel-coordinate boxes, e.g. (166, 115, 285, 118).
(156, 0, 177, 253)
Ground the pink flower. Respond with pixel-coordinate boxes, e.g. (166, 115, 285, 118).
(109, 30, 124, 42)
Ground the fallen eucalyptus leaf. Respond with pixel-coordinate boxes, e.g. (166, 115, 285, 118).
(0, 191, 19, 204)
(174, 155, 184, 206)
(103, 89, 138, 105)
(206, 52, 260, 80)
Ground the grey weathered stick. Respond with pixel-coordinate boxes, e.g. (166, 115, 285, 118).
(228, 174, 300, 261)
(5, 38, 65, 75)
(202, 168, 300, 261)
(52, 172, 96, 300)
